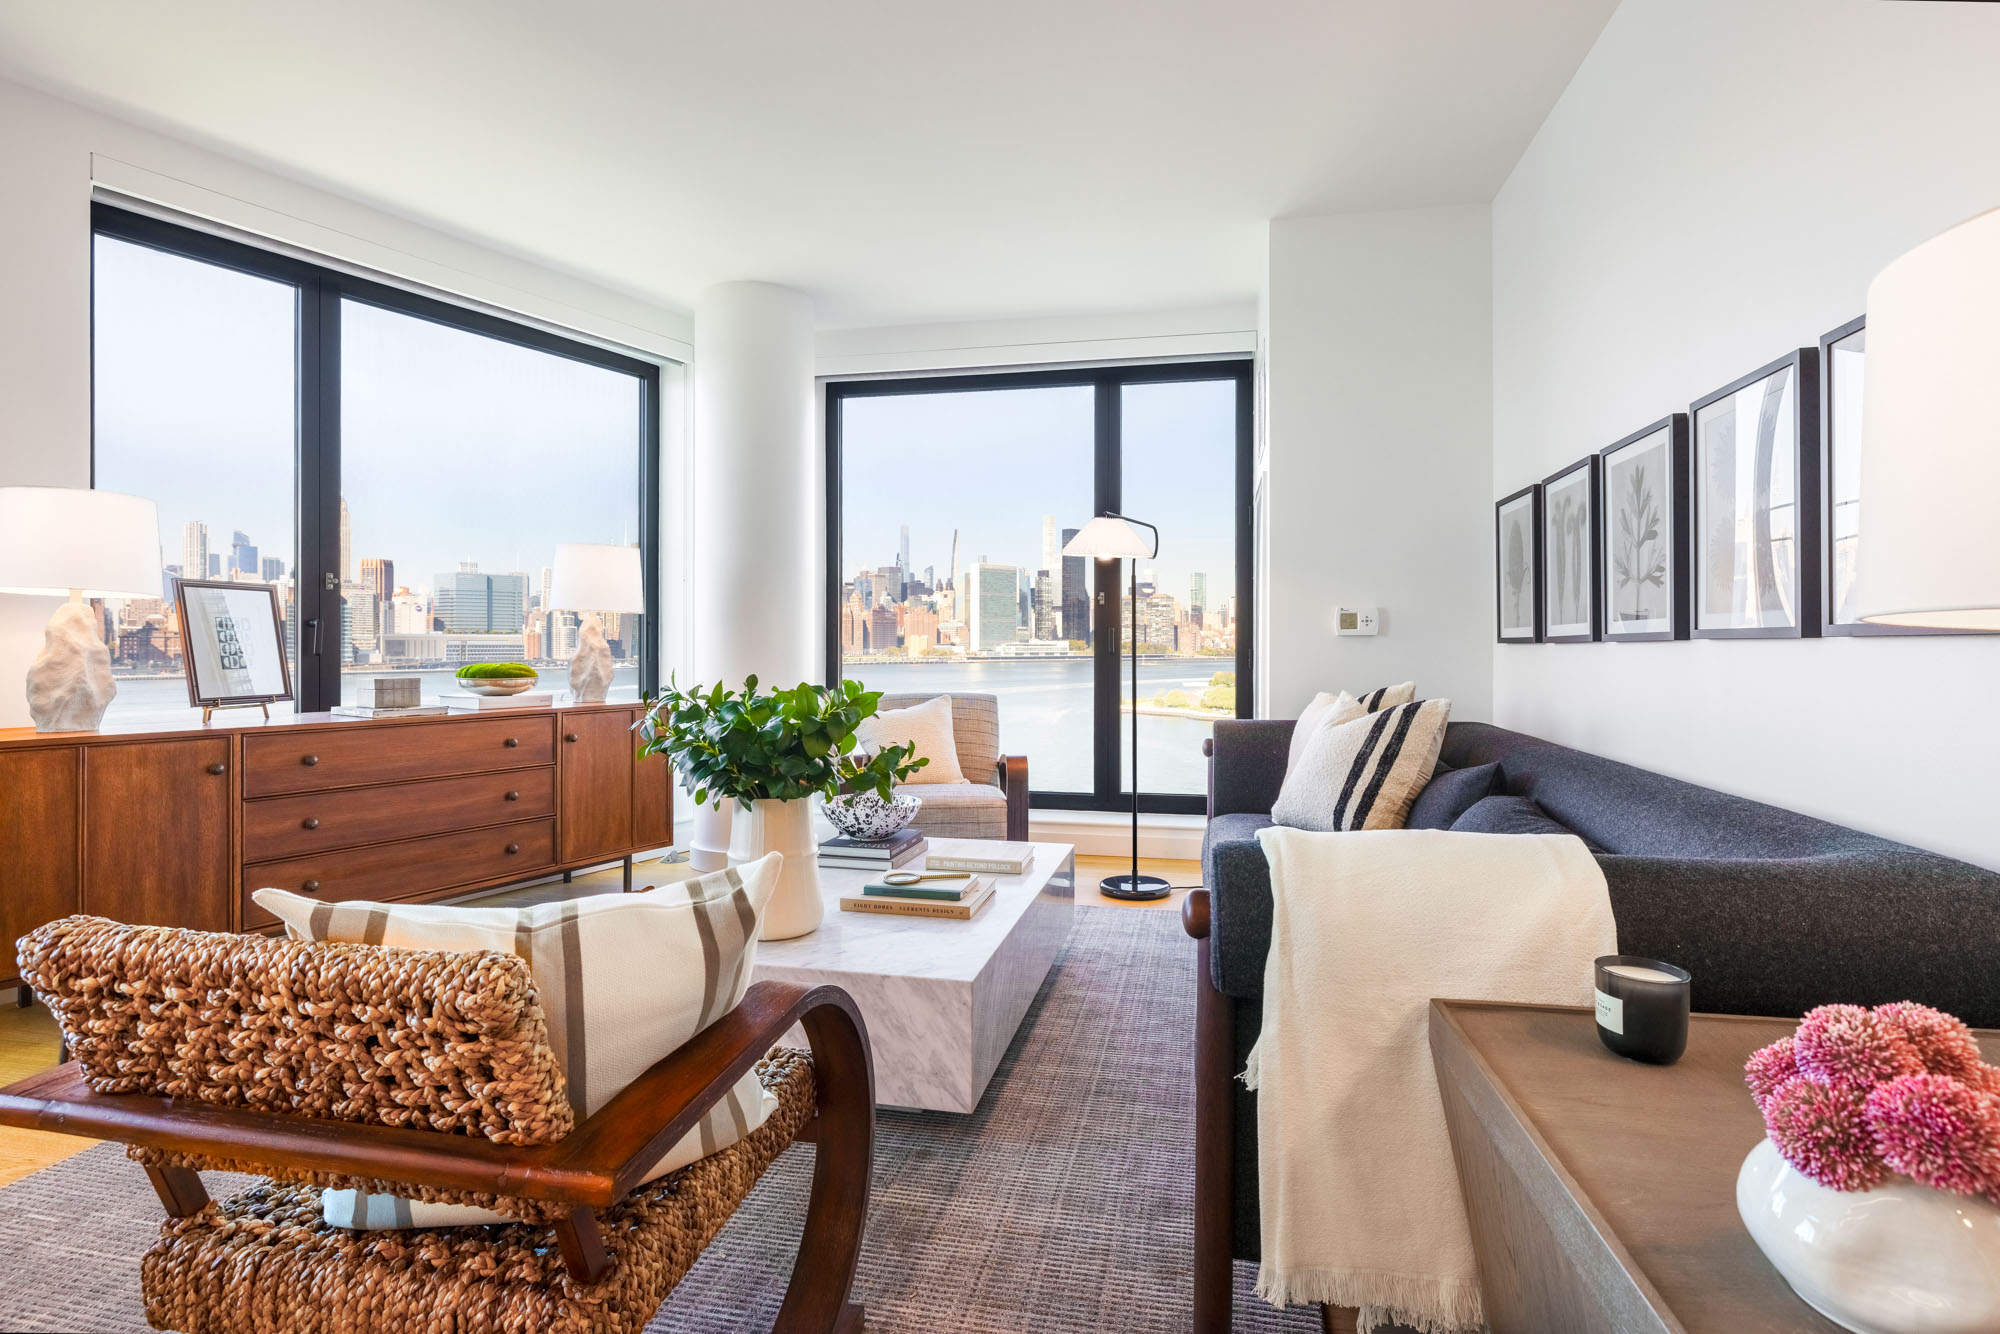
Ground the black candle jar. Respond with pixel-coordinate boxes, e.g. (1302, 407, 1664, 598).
(1594, 955, 1691, 1064)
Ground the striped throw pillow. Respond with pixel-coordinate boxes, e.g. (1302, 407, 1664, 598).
(1273, 698, 1453, 831)
(1286, 682, 1417, 774)
(251, 855, 782, 1229)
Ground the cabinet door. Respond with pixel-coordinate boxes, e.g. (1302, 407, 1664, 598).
(559, 710, 634, 864)
(630, 707, 674, 851)
(0, 747, 81, 984)
(84, 738, 233, 932)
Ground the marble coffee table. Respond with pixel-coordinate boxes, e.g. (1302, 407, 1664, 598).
(753, 841, 1075, 1113)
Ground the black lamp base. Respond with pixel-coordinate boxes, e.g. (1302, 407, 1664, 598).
(1100, 873, 1173, 902)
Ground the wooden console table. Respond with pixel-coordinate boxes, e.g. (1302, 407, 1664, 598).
(1428, 1000, 2000, 1333)
(0, 702, 672, 989)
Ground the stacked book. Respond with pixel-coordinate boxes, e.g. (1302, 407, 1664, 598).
(440, 691, 555, 711)
(818, 828, 926, 871)
(839, 873, 995, 921)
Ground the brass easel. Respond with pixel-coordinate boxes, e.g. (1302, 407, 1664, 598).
(202, 701, 271, 725)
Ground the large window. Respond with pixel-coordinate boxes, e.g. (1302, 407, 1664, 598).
(90, 206, 660, 723)
(827, 362, 1252, 813)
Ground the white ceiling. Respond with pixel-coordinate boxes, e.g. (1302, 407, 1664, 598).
(0, 0, 1616, 329)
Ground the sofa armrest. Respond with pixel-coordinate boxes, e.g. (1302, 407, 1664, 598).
(994, 755, 1029, 842)
(1206, 719, 1294, 819)
(1205, 834, 1275, 999)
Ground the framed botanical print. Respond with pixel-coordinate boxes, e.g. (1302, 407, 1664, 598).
(1494, 484, 1542, 643)
(174, 579, 294, 713)
(1598, 415, 1689, 641)
(1540, 456, 1601, 642)
(1689, 350, 1821, 639)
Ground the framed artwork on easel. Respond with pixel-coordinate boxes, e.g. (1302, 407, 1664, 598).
(174, 579, 293, 721)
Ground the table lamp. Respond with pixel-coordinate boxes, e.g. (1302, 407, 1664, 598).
(548, 542, 645, 702)
(1063, 512, 1172, 901)
(1857, 205, 2000, 630)
(0, 487, 162, 732)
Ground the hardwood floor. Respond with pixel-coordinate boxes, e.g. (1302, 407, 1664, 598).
(0, 849, 1203, 1187)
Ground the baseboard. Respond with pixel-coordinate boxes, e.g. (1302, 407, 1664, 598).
(1027, 810, 1205, 862)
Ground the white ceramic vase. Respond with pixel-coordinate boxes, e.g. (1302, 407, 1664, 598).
(689, 799, 734, 873)
(1737, 1136, 2000, 1334)
(728, 797, 823, 940)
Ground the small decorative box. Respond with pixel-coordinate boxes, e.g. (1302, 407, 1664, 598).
(354, 676, 422, 709)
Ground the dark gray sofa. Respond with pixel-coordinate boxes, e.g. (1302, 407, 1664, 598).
(1183, 717, 2000, 1332)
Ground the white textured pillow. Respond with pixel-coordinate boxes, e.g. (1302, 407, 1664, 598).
(1286, 682, 1418, 774)
(855, 693, 967, 784)
(1274, 698, 1452, 831)
(252, 854, 782, 1229)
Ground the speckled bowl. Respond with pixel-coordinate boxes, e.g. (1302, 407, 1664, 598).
(823, 791, 923, 840)
(457, 677, 538, 696)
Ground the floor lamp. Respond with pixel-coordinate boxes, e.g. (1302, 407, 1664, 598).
(1063, 513, 1172, 901)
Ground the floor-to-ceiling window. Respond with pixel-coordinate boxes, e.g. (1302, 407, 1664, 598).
(827, 361, 1252, 812)
(90, 205, 660, 723)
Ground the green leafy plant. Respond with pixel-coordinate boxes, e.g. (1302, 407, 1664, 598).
(455, 662, 538, 679)
(634, 675, 927, 808)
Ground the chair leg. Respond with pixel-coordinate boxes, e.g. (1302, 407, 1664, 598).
(554, 1205, 610, 1283)
(145, 1164, 210, 1218)
(832, 1304, 867, 1333)
(1321, 1305, 1359, 1333)
(772, 999, 875, 1334)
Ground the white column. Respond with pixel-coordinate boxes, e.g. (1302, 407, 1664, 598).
(691, 281, 816, 688)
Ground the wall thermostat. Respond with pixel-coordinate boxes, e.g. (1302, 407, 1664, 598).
(1336, 606, 1380, 636)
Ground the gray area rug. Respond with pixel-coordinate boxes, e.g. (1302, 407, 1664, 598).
(0, 906, 1317, 1333)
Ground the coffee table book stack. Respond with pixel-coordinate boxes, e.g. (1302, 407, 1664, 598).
(819, 827, 926, 871)
(330, 675, 447, 719)
(841, 875, 997, 920)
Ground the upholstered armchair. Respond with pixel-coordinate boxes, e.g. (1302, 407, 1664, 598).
(2, 916, 873, 1334)
(875, 692, 1028, 842)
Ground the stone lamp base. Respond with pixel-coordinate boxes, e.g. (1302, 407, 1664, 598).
(26, 596, 118, 732)
(568, 612, 615, 702)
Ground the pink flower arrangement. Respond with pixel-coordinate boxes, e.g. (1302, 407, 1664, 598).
(1747, 1001, 2000, 1199)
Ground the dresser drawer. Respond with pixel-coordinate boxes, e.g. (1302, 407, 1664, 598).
(242, 715, 556, 796)
(243, 767, 556, 861)
(242, 818, 556, 929)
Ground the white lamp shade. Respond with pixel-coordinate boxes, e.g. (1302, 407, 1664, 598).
(1858, 206, 2000, 629)
(548, 542, 645, 612)
(0, 487, 161, 598)
(1061, 515, 1154, 560)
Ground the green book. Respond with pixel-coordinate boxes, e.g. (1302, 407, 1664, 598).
(861, 875, 988, 902)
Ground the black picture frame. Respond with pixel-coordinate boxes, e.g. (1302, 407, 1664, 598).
(1540, 455, 1602, 643)
(173, 578, 295, 710)
(1688, 349, 1822, 640)
(1598, 415, 1689, 642)
(1494, 484, 1543, 644)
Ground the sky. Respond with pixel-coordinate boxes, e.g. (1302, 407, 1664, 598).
(839, 377, 1239, 608)
(92, 236, 640, 599)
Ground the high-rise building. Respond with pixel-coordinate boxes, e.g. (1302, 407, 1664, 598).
(853, 571, 874, 608)
(538, 566, 554, 614)
(390, 592, 427, 635)
(1191, 571, 1208, 615)
(962, 563, 1022, 652)
(1060, 527, 1088, 646)
(338, 497, 354, 583)
(1144, 592, 1179, 651)
(259, 556, 285, 582)
(359, 557, 394, 602)
(433, 564, 530, 633)
(162, 564, 182, 603)
(181, 521, 209, 590)
(1041, 515, 1061, 582)
(1032, 570, 1059, 641)
(230, 531, 257, 577)
(207, 552, 222, 578)
(839, 592, 866, 657)
(868, 605, 898, 654)
(875, 564, 902, 607)
(898, 525, 910, 599)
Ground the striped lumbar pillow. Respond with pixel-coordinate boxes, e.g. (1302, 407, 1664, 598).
(1273, 698, 1453, 832)
(252, 855, 781, 1229)
(1286, 682, 1417, 774)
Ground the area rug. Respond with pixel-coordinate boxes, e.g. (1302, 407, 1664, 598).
(0, 906, 1317, 1333)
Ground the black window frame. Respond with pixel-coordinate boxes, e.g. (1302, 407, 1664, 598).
(89, 202, 663, 712)
(824, 359, 1255, 816)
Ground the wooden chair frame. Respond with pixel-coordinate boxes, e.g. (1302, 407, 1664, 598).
(0, 979, 872, 1334)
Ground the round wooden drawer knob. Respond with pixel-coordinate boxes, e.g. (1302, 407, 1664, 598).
(504, 737, 519, 748)
(504, 791, 520, 801)
(302, 818, 320, 830)
(206, 762, 226, 775)
(301, 755, 319, 767)
(302, 880, 320, 893)
(565, 732, 579, 743)
(505, 843, 520, 855)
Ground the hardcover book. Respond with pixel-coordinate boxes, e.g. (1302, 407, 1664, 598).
(330, 704, 450, 719)
(923, 839, 1035, 875)
(820, 828, 925, 856)
(819, 843, 927, 871)
(440, 691, 555, 711)
(861, 874, 989, 902)
(838, 882, 996, 921)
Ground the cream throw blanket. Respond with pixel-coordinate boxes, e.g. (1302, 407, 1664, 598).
(1247, 827, 1615, 1334)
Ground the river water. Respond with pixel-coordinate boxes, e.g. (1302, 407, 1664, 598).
(105, 656, 1231, 795)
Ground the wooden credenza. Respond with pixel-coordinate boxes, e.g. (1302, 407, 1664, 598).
(0, 702, 672, 987)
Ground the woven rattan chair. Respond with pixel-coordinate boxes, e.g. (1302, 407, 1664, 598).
(0, 916, 872, 1334)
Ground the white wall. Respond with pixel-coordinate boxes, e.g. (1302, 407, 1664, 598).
(1264, 206, 1494, 722)
(1492, 0, 2000, 869)
(0, 75, 693, 727)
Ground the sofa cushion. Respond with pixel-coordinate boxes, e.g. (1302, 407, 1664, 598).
(858, 694, 967, 784)
(1450, 793, 1575, 838)
(902, 781, 1008, 839)
(252, 856, 783, 1228)
(1273, 699, 1451, 831)
(876, 692, 1000, 783)
(1406, 761, 1500, 830)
